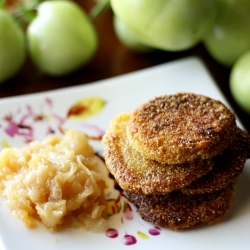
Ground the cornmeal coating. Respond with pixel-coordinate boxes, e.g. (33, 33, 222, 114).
(125, 183, 235, 230)
(103, 113, 213, 195)
(182, 128, 250, 194)
(127, 93, 237, 164)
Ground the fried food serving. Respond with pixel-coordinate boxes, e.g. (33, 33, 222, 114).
(0, 129, 108, 232)
(182, 128, 250, 194)
(127, 93, 237, 164)
(125, 183, 235, 230)
(103, 112, 213, 194)
(103, 92, 250, 230)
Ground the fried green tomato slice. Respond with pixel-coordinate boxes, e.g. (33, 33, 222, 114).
(127, 93, 237, 164)
(125, 183, 235, 230)
(103, 112, 213, 194)
(182, 128, 250, 194)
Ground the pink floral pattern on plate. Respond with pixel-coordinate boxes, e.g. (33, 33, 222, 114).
(0, 96, 162, 246)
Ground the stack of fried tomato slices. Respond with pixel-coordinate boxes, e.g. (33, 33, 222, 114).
(103, 93, 250, 230)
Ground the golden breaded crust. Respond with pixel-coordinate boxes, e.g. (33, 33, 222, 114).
(103, 112, 213, 194)
(182, 128, 250, 194)
(127, 93, 237, 164)
(125, 183, 235, 230)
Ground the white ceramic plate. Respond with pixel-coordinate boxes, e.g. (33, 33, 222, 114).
(0, 57, 249, 250)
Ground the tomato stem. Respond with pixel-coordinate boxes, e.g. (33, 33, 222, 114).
(0, 0, 6, 9)
(18, 3, 37, 22)
(90, 0, 110, 19)
(9, 0, 41, 28)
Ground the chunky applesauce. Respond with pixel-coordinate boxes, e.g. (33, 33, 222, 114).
(0, 129, 108, 232)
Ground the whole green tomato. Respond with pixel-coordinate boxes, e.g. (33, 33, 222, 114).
(0, 9, 26, 83)
(203, 0, 250, 67)
(113, 16, 152, 53)
(230, 50, 250, 114)
(110, 0, 217, 51)
(27, 0, 97, 76)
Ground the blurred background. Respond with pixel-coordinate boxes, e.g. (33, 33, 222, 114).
(1, 0, 250, 132)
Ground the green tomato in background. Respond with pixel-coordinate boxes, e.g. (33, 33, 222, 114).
(27, 0, 97, 76)
(230, 50, 250, 114)
(203, 0, 250, 67)
(113, 16, 152, 53)
(110, 0, 217, 51)
(0, 9, 26, 83)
